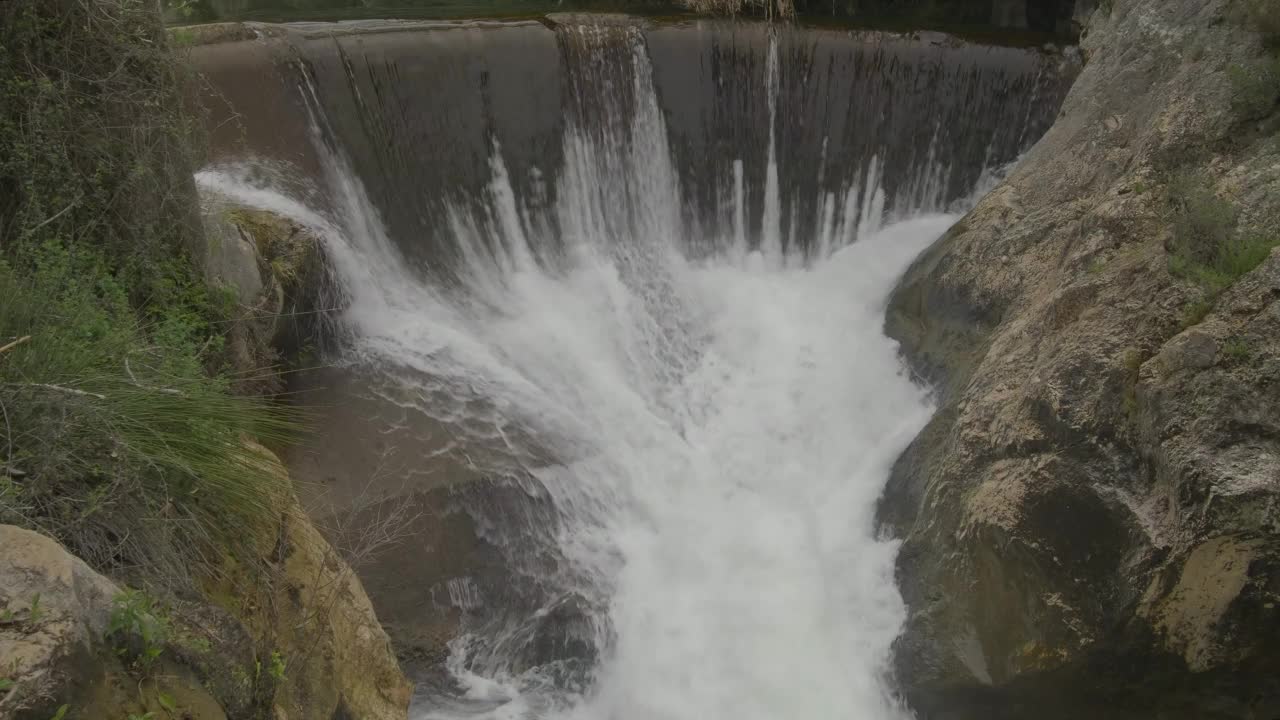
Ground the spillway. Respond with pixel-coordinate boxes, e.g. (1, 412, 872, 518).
(191, 18, 1075, 718)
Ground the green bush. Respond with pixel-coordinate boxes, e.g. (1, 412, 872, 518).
(1169, 231, 1280, 294)
(0, 255, 297, 576)
(0, 0, 298, 581)
(1228, 57, 1280, 120)
(108, 589, 170, 669)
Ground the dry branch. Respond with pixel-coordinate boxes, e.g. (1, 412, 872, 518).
(0, 336, 31, 356)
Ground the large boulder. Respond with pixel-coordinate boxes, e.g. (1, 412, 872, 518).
(201, 202, 342, 395)
(207, 443, 413, 720)
(0, 526, 229, 720)
(882, 0, 1280, 717)
(0, 525, 119, 718)
(0, 454, 411, 720)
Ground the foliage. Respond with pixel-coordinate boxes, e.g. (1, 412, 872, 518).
(1120, 347, 1144, 421)
(0, 0, 298, 581)
(268, 650, 287, 681)
(1228, 57, 1280, 120)
(1230, 0, 1280, 122)
(108, 589, 170, 670)
(1180, 297, 1215, 328)
(1222, 337, 1252, 360)
(1169, 230, 1280, 295)
(1164, 171, 1280, 327)
(0, 0, 208, 303)
(1242, 0, 1280, 48)
(0, 257, 297, 576)
(1165, 171, 1238, 265)
(682, 0, 794, 17)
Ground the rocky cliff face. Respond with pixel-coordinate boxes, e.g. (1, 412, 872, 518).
(882, 0, 1280, 717)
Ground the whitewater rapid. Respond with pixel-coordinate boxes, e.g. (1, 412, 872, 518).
(200, 157, 949, 720)
(192, 23, 994, 720)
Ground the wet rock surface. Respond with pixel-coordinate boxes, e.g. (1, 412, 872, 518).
(882, 0, 1280, 717)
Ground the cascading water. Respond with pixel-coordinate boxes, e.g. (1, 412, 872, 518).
(194, 17, 1076, 720)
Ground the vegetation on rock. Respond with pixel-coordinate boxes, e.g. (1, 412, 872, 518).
(882, 0, 1280, 716)
(1, 6, 410, 719)
(0, 0, 295, 582)
(1163, 170, 1279, 326)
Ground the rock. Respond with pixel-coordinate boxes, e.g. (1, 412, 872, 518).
(202, 205, 265, 307)
(1154, 330, 1218, 374)
(881, 0, 1280, 716)
(271, 500, 414, 720)
(199, 202, 340, 395)
(0, 526, 229, 720)
(0, 525, 119, 718)
(0, 457, 411, 720)
(207, 444, 413, 720)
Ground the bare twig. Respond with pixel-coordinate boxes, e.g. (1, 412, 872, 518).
(124, 355, 183, 396)
(0, 395, 13, 476)
(21, 199, 80, 237)
(0, 336, 31, 356)
(8, 383, 106, 400)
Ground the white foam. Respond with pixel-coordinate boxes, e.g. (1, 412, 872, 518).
(194, 26, 976, 720)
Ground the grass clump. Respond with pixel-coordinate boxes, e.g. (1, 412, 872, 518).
(1164, 171, 1280, 327)
(1222, 337, 1253, 361)
(1228, 57, 1280, 120)
(0, 0, 298, 583)
(0, 258, 296, 576)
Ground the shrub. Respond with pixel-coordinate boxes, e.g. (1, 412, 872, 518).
(108, 589, 170, 670)
(1164, 172, 1279, 327)
(1243, 0, 1280, 48)
(1222, 337, 1252, 360)
(1165, 171, 1238, 267)
(1170, 231, 1280, 295)
(0, 0, 299, 581)
(0, 258, 298, 577)
(1228, 57, 1280, 120)
(1181, 297, 1216, 328)
(680, 0, 795, 17)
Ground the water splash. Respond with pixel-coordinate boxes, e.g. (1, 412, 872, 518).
(194, 19, 1062, 720)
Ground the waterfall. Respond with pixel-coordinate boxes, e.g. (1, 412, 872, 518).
(193, 17, 1075, 720)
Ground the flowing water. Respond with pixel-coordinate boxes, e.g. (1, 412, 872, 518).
(195, 19, 1075, 719)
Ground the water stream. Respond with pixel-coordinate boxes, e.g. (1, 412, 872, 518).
(195, 19, 1073, 719)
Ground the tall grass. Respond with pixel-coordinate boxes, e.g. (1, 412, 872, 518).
(0, 0, 301, 582)
(0, 252, 299, 577)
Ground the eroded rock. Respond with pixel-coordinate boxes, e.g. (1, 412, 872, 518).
(882, 0, 1280, 716)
